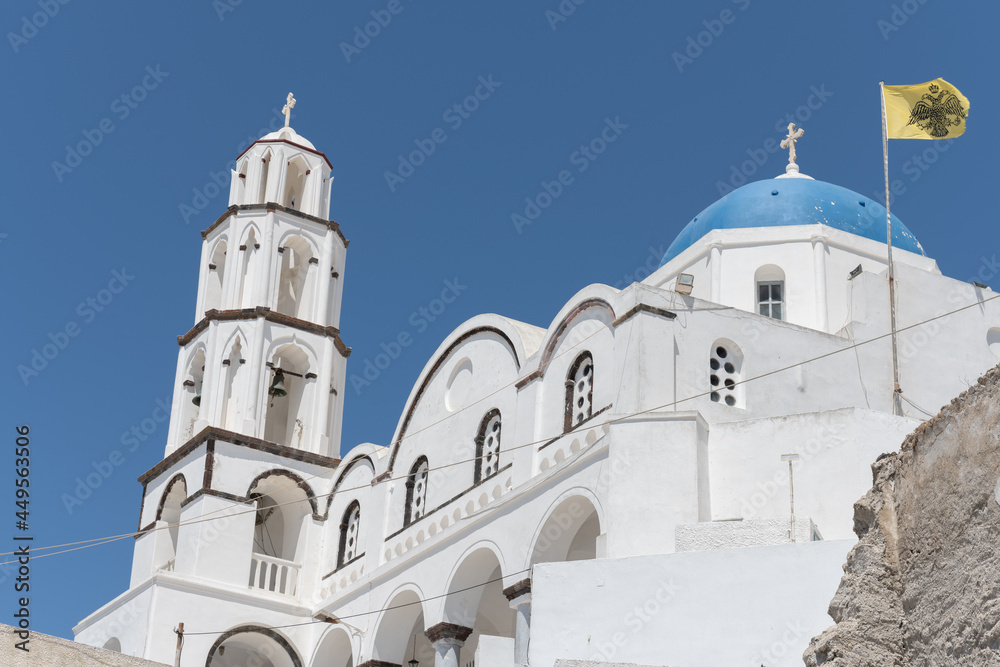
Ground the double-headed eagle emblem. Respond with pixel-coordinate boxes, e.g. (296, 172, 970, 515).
(907, 83, 968, 138)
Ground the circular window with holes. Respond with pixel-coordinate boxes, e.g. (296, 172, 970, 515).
(710, 344, 740, 408)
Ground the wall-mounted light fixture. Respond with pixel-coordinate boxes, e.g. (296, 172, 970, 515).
(674, 273, 694, 296)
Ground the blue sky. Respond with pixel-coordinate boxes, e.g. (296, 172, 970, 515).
(2, 0, 997, 640)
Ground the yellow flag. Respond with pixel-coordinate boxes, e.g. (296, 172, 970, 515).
(883, 78, 969, 139)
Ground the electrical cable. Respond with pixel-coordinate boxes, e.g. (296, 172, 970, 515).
(4, 290, 998, 562)
(182, 568, 531, 637)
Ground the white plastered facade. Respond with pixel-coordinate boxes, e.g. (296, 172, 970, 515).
(75, 128, 1000, 667)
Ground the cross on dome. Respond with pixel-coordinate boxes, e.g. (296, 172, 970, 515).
(282, 92, 296, 128)
(781, 122, 804, 165)
(776, 122, 812, 179)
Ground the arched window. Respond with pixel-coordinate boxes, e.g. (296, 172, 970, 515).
(475, 409, 501, 484)
(257, 151, 272, 204)
(157, 475, 186, 572)
(204, 240, 227, 313)
(235, 159, 248, 205)
(246, 473, 313, 595)
(179, 349, 205, 442)
(755, 264, 786, 321)
(564, 352, 594, 432)
(237, 228, 260, 309)
(264, 344, 312, 448)
(220, 338, 244, 431)
(709, 340, 744, 408)
(275, 235, 316, 321)
(404, 456, 429, 527)
(338, 501, 361, 568)
(283, 156, 308, 211)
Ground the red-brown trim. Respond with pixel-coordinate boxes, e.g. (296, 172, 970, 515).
(327, 454, 376, 515)
(514, 368, 542, 389)
(502, 578, 531, 601)
(539, 404, 611, 450)
(177, 307, 351, 358)
(611, 303, 677, 328)
(537, 298, 616, 376)
(201, 202, 349, 248)
(205, 625, 303, 667)
(154, 474, 188, 522)
(236, 137, 333, 168)
(203, 439, 215, 490)
(384, 462, 513, 541)
(138, 426, 340, 485)
(246, 468, 322, 520)
(387, 326, 519, 473)
(425, 622, 473, 643)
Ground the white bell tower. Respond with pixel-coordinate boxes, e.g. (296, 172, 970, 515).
(166, 93, 349, 458)
(75, 96, 353, 663)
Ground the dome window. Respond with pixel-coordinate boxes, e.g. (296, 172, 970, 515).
(758, 281, 784, 320)
(755, 264, 786, 322)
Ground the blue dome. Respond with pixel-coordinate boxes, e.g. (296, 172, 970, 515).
(659, 178, 924, 267)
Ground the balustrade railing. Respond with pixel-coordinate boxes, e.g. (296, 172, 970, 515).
(249, 552, 299, 596)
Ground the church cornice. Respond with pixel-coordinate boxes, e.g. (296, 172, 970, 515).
(237, 136, 333, 168)
(201, 203, 349, 248)
(138, 426, 341, 486)
(177, 307, 352, 358)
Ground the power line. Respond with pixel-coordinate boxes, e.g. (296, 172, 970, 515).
(4, 290, 998, 562)
(183, 568, 531, 637)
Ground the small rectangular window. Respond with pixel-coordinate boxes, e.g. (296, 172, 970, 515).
(757, 281, 784, 321)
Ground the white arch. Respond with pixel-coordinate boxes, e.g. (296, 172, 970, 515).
(526, 488, 605, 569)
(265, 336, 319, 371)
(176, 346, 207, 443)
(275, 234, 318, 321)
(157, 475, 186, 571)
(275, 229, 320, 258)
(207, 625, 301, 667)
(235, 159, 248, 205)
(264, 341, 316, 447)
(439, 541, 508, 627)
(283, 155, 309, 210)
(257, 149, 274, 204)
(237, 224, 262, 309)
(205, 237, 229, 313)
(370, 585, 428, 664)
(310, 625, 354, 667)
(247, 471, 313, 564)
(535, 284, 619, 374)
(219, 331, 248, 431)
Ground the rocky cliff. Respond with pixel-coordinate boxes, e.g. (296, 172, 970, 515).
(805, 365, 1000, 666)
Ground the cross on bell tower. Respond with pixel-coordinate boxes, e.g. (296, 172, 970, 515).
(282, 92, 296, 128)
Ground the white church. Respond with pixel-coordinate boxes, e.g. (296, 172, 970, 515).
(74, 99, 1000, 667)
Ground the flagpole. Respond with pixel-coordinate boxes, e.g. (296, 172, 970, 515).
(880, 81, 903, 417)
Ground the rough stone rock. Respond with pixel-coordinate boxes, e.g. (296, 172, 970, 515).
(804, 365, 1000, 666)
(0, 623, 169, 667)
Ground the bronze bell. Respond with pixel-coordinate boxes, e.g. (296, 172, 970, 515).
(192, 385, 202, 406)
(268, 370, 288, 397)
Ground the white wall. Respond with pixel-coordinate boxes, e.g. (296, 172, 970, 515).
(530, 542, 852, 667)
